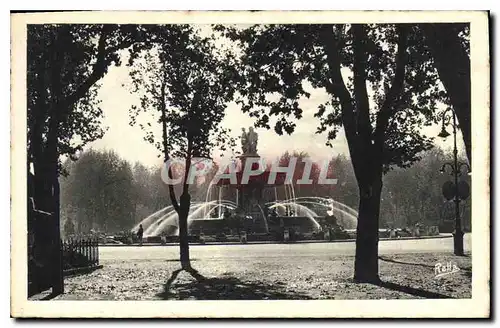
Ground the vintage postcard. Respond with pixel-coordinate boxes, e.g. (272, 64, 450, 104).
(11, 11, 490, 318)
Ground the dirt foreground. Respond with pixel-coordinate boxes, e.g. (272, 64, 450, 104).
(52, 252, 471, 300)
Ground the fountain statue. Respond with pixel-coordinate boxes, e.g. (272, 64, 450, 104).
(241, 127, 258, 156)
(236, 127, 266, 230)
(241, 128, 249, 154)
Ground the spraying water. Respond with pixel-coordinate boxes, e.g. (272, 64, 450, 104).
(256, 204, 269, 233)
(268, 202, 322, 231)
(132, 206, 172, 232)
(134, 179, 359, 238)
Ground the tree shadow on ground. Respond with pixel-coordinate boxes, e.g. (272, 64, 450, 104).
(157, 268, 313, 300)
(378, 256, 436, 269)
(375, 280, 453, 299)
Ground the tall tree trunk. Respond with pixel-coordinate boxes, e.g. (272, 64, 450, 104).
(354, 177, 383, 283)
(51, 177, 63, 294)
(422, 24, 471, 164)
(43, 119, 64, 294)
(45, 29, 66, 294)
(178, 192, 191, 269)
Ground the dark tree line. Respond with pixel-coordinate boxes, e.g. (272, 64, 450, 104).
(60, 150, 136, 236)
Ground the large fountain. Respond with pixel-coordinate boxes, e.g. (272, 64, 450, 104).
(132, 127, 359, 239)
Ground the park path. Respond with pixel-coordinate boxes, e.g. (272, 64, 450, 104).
(98, 233, 471, 261)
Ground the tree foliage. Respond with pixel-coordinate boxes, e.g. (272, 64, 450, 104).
(128, 25, 239, 161)
(218, 24, 445, 172)
(28, 24, 143, 171)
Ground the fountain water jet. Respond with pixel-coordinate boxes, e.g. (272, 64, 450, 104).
(133, 206, 172, 232)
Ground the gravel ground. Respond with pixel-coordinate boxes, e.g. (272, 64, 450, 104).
(53, 252, 471, 300)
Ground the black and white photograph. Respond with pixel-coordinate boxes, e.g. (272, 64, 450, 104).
(10, 11, 490, 318)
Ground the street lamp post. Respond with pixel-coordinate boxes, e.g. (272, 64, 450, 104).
(438, 108, 471, 256)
